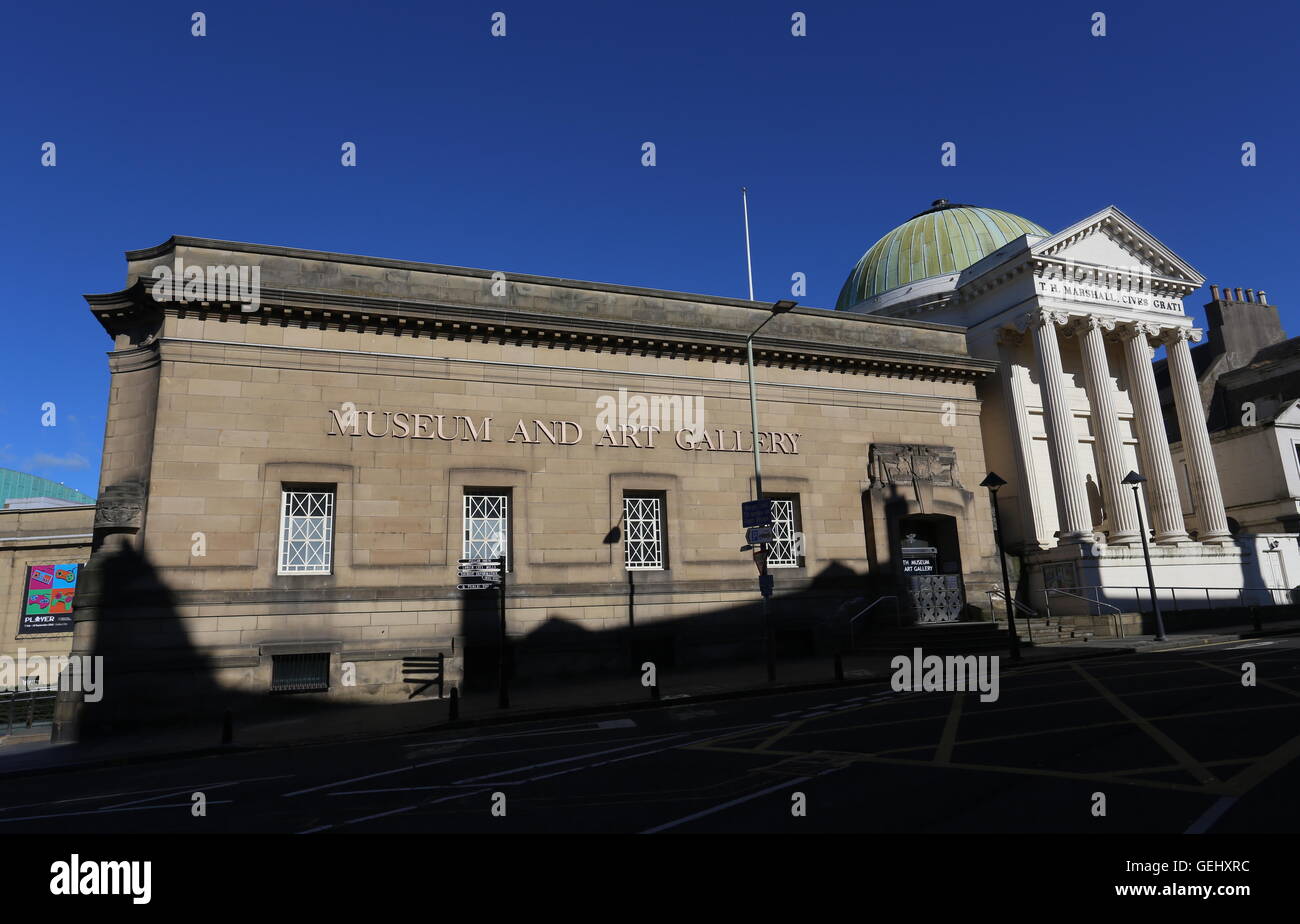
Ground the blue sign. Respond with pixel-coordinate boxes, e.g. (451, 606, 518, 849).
(742, 499, 774, 528)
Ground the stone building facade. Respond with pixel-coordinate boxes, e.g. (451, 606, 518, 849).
(1, 504, 94, 666)
(55, 236, 1001, 735)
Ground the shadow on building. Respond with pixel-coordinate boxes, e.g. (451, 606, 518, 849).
(55, 541, 345, 741)
(456, 558, 902, 692)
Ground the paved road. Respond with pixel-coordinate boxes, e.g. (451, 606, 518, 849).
(2, 635, 1298, 834)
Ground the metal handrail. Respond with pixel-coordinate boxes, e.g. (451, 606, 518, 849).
(1043, 589, 1124, 639)
(987, 589, 1041, 644)
(848, 595, 899, 649)
(986, 589, 1037, 618)
(1045, 584, 1291, 611)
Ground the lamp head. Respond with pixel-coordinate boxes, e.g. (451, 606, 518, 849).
(980, 472, 1007, 490)
(1121, 471, 1147, 486)
(771, 299, 797, 314)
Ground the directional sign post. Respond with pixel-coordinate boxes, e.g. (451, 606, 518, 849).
(454, 557, 509, 707)
(741, 498, 774, 529)
(456, 558, 501, 589)
(495, 555, 509, 709)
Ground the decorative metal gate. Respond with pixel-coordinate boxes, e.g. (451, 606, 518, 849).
(908, 574, 965, 623)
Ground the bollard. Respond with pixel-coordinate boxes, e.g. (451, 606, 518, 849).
(834, 652, 844, 683)
(221, 709, 233, 745)
(448, 686, 460, 721)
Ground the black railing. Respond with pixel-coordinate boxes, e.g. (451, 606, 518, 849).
(2, 684, 57, 735)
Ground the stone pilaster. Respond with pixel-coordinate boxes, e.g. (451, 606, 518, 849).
(996, 328, 1047, 550)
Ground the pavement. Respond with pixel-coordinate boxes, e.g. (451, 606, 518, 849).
(6, 615, 1299, 780)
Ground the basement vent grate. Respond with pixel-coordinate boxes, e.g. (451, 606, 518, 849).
(270, 653, 331, 693)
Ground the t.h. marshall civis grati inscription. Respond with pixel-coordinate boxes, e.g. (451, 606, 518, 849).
(326, 408, 800, 454)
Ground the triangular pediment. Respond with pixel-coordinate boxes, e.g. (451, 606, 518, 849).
(1031, 206, 1204, 291)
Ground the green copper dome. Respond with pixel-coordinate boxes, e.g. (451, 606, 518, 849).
(836, 200, 1050, 308)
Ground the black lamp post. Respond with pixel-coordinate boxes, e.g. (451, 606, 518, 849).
(746, 299, 797, 683)
(980, 472, 1020, 661)
(1121, 471, 1166, 641)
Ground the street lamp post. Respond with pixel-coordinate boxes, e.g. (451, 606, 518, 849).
(747, 299, 796, 682)
(980, 472, 1020, 661)
(1122, 471, 1166, 641)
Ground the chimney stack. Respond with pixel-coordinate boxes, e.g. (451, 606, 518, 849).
(1203, 283, 1286, 360)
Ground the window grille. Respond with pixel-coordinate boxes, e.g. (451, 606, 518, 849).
(768, 498, 801, 568)
(464, 492, 509, 567)
(625, 494, 665, 570)
(278, 489, 335, 574)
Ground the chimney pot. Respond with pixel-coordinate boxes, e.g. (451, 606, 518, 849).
(1210, 285, 1221, 299)
(1247, 288, 1256, 302)
(1235, 287, 1245, 301)
(1258, 290, 1268, 304)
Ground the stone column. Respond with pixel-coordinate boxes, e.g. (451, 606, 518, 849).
(1075, 316, 1139, 544)
(1029, 309, 1092, 544)
(1165, 328, 1233, 544)
(997, 329, 1047, 550)
(1120, 323, 1189, 544)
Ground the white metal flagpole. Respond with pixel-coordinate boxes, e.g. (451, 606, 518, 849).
(741, 186, 755, 302)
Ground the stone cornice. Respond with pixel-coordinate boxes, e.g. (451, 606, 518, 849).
(87, 281, 999, 383)
(122, 236, 965, 333)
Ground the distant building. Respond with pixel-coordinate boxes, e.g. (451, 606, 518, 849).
(0, 471, 95, 658)
(0, 468, 95, 509)
(1155, 287, 1300, 536)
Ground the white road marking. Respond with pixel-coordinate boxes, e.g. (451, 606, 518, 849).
(596, 719, 637, 729)
(329, 726, 776, 796)
(452, 733, 691, 783)
(282, 757, 456, 797)
(643, 775, 815, 834)
(302, 788, 491, 833)
(1185, 795, 1238, 834)
(105, 775, 291, 810)
(1224, 641, 1277, 650)
(0, 775, 291, 813)
(0, 801, 233, 824)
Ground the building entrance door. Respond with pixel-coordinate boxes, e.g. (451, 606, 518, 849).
(897, 515, 964, 623)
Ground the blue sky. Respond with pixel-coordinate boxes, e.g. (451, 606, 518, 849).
(3, 0, 1297, 497)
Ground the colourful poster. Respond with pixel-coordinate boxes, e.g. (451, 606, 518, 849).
(20, 562, 79, 633)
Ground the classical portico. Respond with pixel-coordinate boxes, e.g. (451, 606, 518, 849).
(839, 201, 1248, 619)
(998, 309, 1232, 551)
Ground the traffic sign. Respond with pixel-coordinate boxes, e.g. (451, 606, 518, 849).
(459, 572, 502, 582)
(457, 582, 493, 591)
(746, 526, 774, 545)
(741, 498, 774, 528)
(458, 559, 500, 568)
